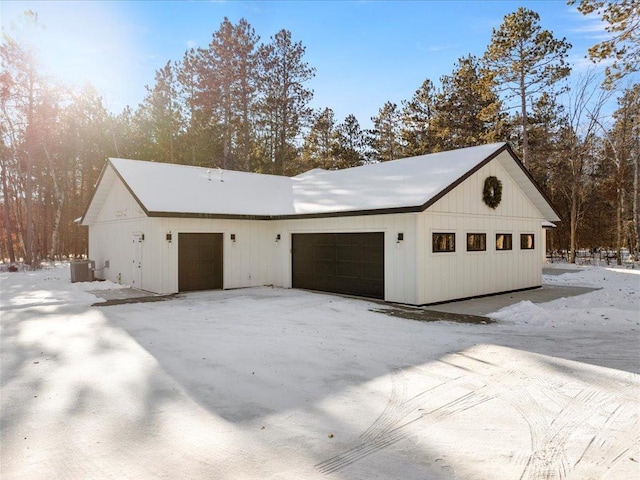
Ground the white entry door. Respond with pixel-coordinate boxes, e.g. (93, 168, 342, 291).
(132, 232, 144, 287)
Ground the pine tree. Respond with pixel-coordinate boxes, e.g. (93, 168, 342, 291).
(432, 55, 504, 152)
(369, 101, 402, 162)
(183, 18, 260, 170)
(333, 114, 366, 168)
(527, 93, 566, 188)
(401, 79, 437, 156)
(175, 48, 201, 165)
(137, 61, 182, 163)
(484, 7, 571, 168)
(301, 107, 336, 170)
(206, 18, 260, 170)
(256, 29, 315, 175)
(571, 0, 640, 87)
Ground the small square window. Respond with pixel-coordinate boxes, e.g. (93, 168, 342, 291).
(433, 233, 455, 253)
(520, 233, 535, 250)
(467, 233, 486, 251)
(496, 233, 512, 251)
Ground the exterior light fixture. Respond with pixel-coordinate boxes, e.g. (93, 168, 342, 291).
(276, 234, 281, 242)
(230, 233, 236, 242)
(397, 232, 404, 243)
(166, 232, 172, 242)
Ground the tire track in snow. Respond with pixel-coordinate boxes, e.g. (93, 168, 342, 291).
(316, 386, 495, 475)
(316, 359, 497, 475)
(358, 367, 464, 444)
(572, 406, 640, 479)
(315, 348, 640, 478)
(518, 387, 634, 480)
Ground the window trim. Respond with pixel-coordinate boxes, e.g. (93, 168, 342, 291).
(432, 232, 456, 253)
(495, 233, 513, 251)
(520, 233, 535, 250)
(466, 232, 487, 252)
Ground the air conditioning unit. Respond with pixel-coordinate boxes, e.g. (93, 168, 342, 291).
(70, 260, 95, 283)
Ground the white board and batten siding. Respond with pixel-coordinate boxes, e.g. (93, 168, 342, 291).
(93, 220, 276, 295)
(88, 175, 272, 294)
(154, 217, 275, 294)
(274, 213, 418, 305)
(416, 150, 545, 304)
(88, 178, 150, 289)
(87, 145, 554, 305)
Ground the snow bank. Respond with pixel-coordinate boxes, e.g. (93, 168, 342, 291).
(488, 300, 556, 326)
(493, 265, 640, 330)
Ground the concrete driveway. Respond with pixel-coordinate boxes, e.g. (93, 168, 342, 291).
(1, 266, 638, 479)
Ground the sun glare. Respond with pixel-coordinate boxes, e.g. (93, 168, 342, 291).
(4, 1, 139, 111)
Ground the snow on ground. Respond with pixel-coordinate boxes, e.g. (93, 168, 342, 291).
(490, 264, 640, 332)
(1, 263, 639, 479)
(0, 262, 126, 309)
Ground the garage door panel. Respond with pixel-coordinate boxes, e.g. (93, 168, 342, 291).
(361, 248, 383, 263)
(363, 232, 382, 245)
(316, 260, 336, 275)
(335, 277, 380, 297)
(316, 246, 336, 261)
(292, 232, 384, 299)
(339, 233, 362, 245)
(337, 245, 361, 261)
(315, 234, 334, 246)
(361, 263, 384, 280)
(315, 275, 335, 292)
(337, 261, 361, 278)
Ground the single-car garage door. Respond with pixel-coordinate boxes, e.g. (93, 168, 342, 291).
(292, 232, 384, 299)
(178, 233, 223, 292)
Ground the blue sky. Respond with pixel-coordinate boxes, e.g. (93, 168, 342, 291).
(1, 1, 624, 127)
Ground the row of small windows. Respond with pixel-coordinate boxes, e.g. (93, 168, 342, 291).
(432, 233, 535, 253)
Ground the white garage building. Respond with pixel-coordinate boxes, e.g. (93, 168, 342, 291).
(80, 142, 560, 305)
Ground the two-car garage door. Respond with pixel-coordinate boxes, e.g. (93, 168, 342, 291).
(292, 233, 385, 299)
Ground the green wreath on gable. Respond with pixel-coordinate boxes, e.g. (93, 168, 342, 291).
(483, 176, 502, 209)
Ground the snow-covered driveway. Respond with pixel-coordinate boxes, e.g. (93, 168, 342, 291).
(1, 265, 639, 479)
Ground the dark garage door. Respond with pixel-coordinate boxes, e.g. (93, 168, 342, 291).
(178, 233, 223, 292)
(292, 233, 384, 299)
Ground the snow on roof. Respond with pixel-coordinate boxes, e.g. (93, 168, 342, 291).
(291, 143, 505, 214)
(109, 159, 294, 216)
(86, 143, 558, 221)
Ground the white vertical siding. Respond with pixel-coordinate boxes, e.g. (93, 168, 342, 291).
(155, 217, 275, 294)
(95, 179, 146, 223)
(91, 216, 276, 294)
(98, 213, 418, 302)
(415, 158, 545, 304)
(88, 151, 548, 304)
(88, 176, 276, 294)
(89, 176, 151, 287)
(89, 218, 151, 287)
(273, 213, 417, 304)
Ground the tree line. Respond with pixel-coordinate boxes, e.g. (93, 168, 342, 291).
(1, 1, 638, 267)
